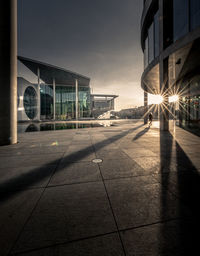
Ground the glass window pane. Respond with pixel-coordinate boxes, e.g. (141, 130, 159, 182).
(173, 0, 189, 42)
(40, 84, 53, 120)
(55, 85, 90, 120)
(24, 86, 37, 119)
(154, 11, 159, 58)
(144, 37, 148, 69)
(190, 0, 200, 30)
(148, 23, 154, 63)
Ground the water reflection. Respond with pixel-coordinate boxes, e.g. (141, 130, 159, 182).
(25, 124, 39, 132)
(18, 121, 115, 133)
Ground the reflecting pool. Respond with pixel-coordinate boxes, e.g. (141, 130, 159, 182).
(18, 121, 115, 133)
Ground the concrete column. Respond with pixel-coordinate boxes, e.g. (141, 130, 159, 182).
(158, 0, 169, 130)
(112, 99, 114, 109)
(53, 78, 56, 120)
(160, 58, 169, 131)
(37, 68, 41, 121)
(75, 79, 78, 120)
(144, 87, 148, 124)
(0, 0, 17, 145)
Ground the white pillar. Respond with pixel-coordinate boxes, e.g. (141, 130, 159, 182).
(37, 68, 40, 121)
(53, 78, 56, 120)
(0, 0, 17, 145)
(159, 58, 169, 131)
(75, 79, 79, 120)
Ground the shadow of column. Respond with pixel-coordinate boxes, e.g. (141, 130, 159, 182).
(159, 130, 200, 255)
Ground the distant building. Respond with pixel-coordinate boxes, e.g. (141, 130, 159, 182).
(91, 94, 118, 118)
(113, 105, 157, 119)
(17, 57, 118, 121)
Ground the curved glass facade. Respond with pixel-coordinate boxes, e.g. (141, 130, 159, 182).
(144, 11, 159, 68)
(180, 75, 200, 136)
(148, 23, 154, 63)
(23, 86, 37, 119)
(173, 0, 200, 42)
(143, 0, 200, 69)
(142, 0, 200, 135)
(173, 0, 189, 42)
(154, 11, 159, 58)
(144, 37, 149, 68)
(190, 0, 200, 30)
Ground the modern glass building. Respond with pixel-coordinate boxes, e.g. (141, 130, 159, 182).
(91, 94, 118, 118)
(18, 56, 91, 121)
(18, 57, 118, 121)
(141, 0, 200, 133)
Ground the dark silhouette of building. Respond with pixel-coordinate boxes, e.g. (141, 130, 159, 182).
(141, 0, 200, 133)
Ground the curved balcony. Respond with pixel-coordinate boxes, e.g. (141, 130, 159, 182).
(141, 27, 200, 95)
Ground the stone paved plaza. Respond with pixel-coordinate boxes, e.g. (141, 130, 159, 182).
(0, 120, 200, 256)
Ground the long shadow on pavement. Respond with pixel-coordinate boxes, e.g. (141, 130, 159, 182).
(160, 131, 200, 255)
(132, 126, 150, 141)
(0, 123, 144, 202)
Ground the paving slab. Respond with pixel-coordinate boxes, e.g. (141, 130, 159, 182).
(123, 148, 157, 158)
(0, 165, 56, 191)
(105, 177, 191, 230)
(49, 161, 101, 186)
(0, 188, 43, 256)
(99, 157, 148, 179)
(59, 146, 96, 163)
(95, 149, 128, 160)
(121, 219, 199, 256)
(0, 153, 63, 169)
(14, 233, 125, 256)
(0, 120, 199, 256)
(12, 182, 117, 253)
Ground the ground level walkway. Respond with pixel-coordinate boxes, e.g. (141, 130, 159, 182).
(0, 120, 199, 255)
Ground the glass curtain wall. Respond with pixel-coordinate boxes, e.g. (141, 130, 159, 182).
(144, 11, 159, 68)
(173, 0, 189, 42)
(173, 0, 200, 41)
(40, 84, 53, 120)
(55, 85, 75, 120)
(180, 76, 200, 135)
(144, 37, 149, 69)
(190, 0, 200, 30)
(55, 85, 90, 120)
(148, 23, 154, 63)
(78, 86, 91, 118)
(154, 11, 159, 58)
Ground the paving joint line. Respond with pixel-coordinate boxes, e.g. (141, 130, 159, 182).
(10, 230, 120, 256)
(91, 145, 127, 255)
(90, 132, 128, 255)
(8, 152, 65, 255)
(118, 217, 186, 233)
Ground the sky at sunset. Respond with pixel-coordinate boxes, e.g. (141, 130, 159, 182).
(17, 0, 144, 110)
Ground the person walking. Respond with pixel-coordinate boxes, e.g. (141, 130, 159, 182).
(148, 112, 153, 127)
